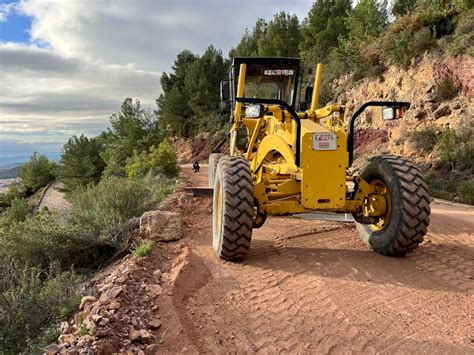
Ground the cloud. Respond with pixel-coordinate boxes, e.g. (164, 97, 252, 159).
(1, 0, 313, 152)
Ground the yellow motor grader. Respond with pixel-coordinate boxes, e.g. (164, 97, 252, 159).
(209, 57, 430, 261)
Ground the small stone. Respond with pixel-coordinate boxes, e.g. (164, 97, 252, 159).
(115, 277, 126, 284)
(145, 344, 159, 354)
(108, 299, 121, 310)
(148, 320, 161, 330)
(153, 269, 162, 280)
(130, 330, 142, 342)
(99, 286, 123, 303)
(66, 349, 79, 355)
(147, 284, 163, 298)
(79, 296, 97, 311)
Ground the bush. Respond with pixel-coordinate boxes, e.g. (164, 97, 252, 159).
(381, 14, 435, 68)
(0, 198, 29, 226)
(449, 9, 474, 56)
(433, 77, 460, 102)
(132, 241, 153, 257)
(125, 140, 179, 180)
(437, 128, 474, 172)
(18, 152, 57, 193)
(406, 127, 438, 152)
(0, 182, 27, 212)
(0, 254, 83, 354)
(0, 210, 97, 270)
(67, 176, 174, 248)
(459, 179, 474, 204)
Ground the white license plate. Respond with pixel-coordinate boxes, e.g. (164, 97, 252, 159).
(312, 133, 337, 151)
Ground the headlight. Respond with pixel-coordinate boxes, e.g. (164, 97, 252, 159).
(245, 104, 262, 118)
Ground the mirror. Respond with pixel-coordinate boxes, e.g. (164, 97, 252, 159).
(382, 106, 405, 120)
(220, 80, 230, 102)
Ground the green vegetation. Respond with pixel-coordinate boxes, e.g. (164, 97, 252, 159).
(433, 77, 460, 102)
(406, 127, 438, 153)
(0, 94, 178, 352)
(18, 152, 57, 194)
(2, 1, 473, 351)
(132, 241, 153, 257)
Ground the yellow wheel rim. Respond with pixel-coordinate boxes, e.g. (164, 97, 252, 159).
(369, 179, 391, 231)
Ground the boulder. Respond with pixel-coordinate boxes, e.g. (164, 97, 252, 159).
(139, 211, 182, 242)
(79, 296, 96, 311)
(434, 104, 451, 119)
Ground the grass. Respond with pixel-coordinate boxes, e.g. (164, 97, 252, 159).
(132, 241, 153, 257)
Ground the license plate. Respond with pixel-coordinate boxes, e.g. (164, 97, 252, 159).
(313, 133, 337, 151)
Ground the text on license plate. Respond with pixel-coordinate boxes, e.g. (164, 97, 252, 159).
(312, 133, 337, 151)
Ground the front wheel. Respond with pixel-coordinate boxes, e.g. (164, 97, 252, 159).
(212, 156, 253, 261)
(355, 155, 431, 256)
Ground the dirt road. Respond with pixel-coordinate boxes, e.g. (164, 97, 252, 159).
(158, 164, 474, 353)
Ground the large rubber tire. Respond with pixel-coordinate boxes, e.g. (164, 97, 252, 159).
(212, 156, 253, 261)
(355, 155, 431, 256)
(208, 153, 224, 187)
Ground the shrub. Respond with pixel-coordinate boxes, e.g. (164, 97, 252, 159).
(449, 9, 474, 56)
(433, 77, 460, 102)
(406, 128, 438, 152)
(132, 241, 153, 257)
(18, 152, 57, 193)
(0, 182, 27, 212)
(67, 176, 174, 248)
(0, 198, 29, 226)
(0, 255, 83, 354)
(437, 128, 474, 172)
(0, 210, 98, 270)
(125, 140, 179, 180)
(459, 179, 474, 204)
(381, 14, 435, 68)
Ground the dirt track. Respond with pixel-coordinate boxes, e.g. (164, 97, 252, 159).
(158, 164, 474, 353)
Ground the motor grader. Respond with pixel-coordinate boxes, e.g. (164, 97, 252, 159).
(209, 57, 430, 261)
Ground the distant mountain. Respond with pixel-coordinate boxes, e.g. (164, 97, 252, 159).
(0, 164, 22, 179)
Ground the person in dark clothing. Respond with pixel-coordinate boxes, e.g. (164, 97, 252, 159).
(193, 160, 200, 173)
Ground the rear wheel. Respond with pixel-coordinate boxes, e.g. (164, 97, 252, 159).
(213, 156, 253, 260)
(208, 153, 223, 187)
(355, 155, 431, 256)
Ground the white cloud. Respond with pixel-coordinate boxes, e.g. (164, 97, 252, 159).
(0, 0, 313, 151)
(0, 3, 16, 22)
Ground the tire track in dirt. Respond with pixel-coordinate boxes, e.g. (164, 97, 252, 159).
(160, 165, 474, 353)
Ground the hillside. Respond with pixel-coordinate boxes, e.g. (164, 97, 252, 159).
(0, 164, 21, 179)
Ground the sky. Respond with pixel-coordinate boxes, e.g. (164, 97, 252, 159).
(0, 0, 313, 165)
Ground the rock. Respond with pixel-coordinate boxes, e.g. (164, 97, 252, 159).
(147, 284, 163, 298)
(45, 344, 60, 355)
(108, 299, 121, 310)
(60, 321, 72, 333)
(413, 108, 427, 119)
(153, 269, 162, 280)
(99, 286, 123, 303)
(80, 296, 97, 311)
(145, 344, 160, 355)
(139, 210, 182, 242)
(130, 329, 152, 344)
(434, 104, 451, 119)
(66, 349, 79, 355)
(148, 320, 161, 330)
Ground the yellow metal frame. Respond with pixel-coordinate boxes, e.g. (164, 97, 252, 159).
(228, 62, 388, 222)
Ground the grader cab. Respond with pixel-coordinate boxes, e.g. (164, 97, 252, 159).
(209, 57, 430, 261)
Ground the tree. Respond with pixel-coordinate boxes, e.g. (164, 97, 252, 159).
(392, 0, 417, 17)
(345, 0, 389, 47)
(59, 134, 106, 191)
(184, 46, 229, 130)
(229, 19, 267, 58)
(156, 50, 198, 137)
(18, 152, 56, 193)
(300, 0, 352, 65)
(258, 12, 302, 57)
(102, 98, 161, 176)
(229, 13, 302, 58)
